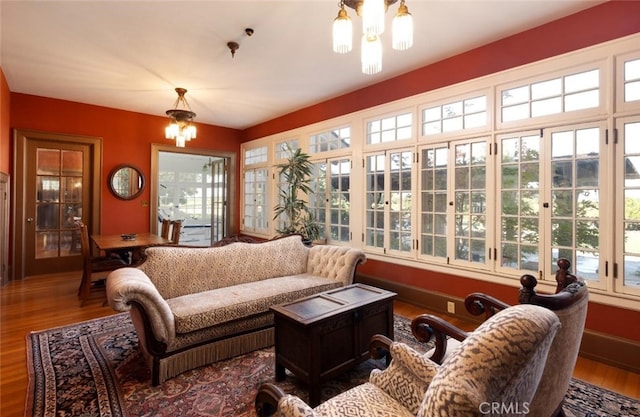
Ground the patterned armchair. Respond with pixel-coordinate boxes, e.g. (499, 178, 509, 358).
(255, 304, 560, 417)
(413, 259, 589, 417)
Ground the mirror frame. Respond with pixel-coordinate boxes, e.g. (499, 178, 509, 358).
(107, 164, 145, 200)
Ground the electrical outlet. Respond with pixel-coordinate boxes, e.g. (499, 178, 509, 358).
(447, 301, 456, 314)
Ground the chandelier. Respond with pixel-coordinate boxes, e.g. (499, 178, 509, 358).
(333, 0, 413, 75)
(165, 87, 196, 147)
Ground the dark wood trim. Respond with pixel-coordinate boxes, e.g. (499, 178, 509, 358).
(12, 129, 102, 280)
(356, 273, 640, 374)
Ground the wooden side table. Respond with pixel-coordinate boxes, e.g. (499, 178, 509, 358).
(270, 283, 396, 407)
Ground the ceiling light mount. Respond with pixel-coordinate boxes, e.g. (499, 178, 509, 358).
(165, 87, 196, 148)
(227, 41, 240, 58)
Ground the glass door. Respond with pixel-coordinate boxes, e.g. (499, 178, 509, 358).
(156, 151, 229, 245)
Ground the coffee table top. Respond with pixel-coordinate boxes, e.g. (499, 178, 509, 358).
(271, 283, 396, 325)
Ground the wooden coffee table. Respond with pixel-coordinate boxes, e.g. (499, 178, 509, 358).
(270, 283, 396, 407)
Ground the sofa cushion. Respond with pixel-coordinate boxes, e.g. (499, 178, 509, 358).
(167, 274, 342, 334)
(140, 236, 310, 299)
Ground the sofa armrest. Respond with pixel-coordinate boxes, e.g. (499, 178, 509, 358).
(307, 245, 366, 286)
(106, 267, 175, 346)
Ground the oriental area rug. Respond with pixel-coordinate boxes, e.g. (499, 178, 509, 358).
(26, 313, 640, 417)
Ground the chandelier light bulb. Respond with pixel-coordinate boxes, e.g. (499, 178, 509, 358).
(165, 87, 196, 147)
(361, 0, 386, 36)
(361, 34, 382, 75)
(333, 5, 353, 54)
(392, 0, 413, 51)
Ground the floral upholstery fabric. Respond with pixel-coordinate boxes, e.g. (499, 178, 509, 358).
(273, 304, 559, 417)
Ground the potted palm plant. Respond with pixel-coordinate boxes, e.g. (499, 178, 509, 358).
(273, 147, 321, 244)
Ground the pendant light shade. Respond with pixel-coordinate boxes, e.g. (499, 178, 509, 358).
(392, 0, 413, 50)
(361, 0, 386, 36)
(361, 34, 382, 75)
(333, 4, 353, 54)
(165, 88, 196, 148)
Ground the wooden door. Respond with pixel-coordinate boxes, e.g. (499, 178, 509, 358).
(13, 130, 102, 279)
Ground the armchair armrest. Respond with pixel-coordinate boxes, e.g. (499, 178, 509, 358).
(255, 383, 288, 417)
(411, 314, 469, 363)
(464, 292, 510, 319)
(519, 273, 588, 310)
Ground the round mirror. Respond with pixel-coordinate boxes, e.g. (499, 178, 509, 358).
(108, 164, 145, 200)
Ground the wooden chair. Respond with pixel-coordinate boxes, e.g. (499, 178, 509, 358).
(170, 220, 182, 243)
(411, 259, 589, 417)
(160, 218, 171, 239)
(77, 222, 128, 306)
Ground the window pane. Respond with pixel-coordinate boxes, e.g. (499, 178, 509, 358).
(565, 69, 599, 93)
(502, 86, 529, 106)
(565, 89, 599, 111)
(531, 78, 561, 100)
(532, 97, 562, 117)
(502, 103, 529, 122)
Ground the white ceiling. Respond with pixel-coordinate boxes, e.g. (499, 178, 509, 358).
(1, 0, 603, 130)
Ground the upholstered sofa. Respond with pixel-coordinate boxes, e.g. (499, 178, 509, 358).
(106, 235, 366, 385)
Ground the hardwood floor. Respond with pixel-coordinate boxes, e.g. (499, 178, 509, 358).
(1, 273, 638, 417)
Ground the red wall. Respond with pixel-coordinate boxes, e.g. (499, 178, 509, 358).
(243, 1, 640, 141)
(10, 94, 243, 235)
(240, 1, 640, 343)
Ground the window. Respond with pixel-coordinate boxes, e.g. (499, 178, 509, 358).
(624, 58, 640, 103)
(245, 146, 268, 165)
(311, 159, 352, 243)
(452, 140, 489, 265)
(421, 95, 487, 136)
(501, 68, 600, 123)
(617, 116, 640, 296)
(310, 162, 327, 240)
(497, 124, 605, 286)
(310, 127, 351, 153)
(365, 150, 413, 254)
(367, 112, 412, 145)
(498, 131, 542, 273)
(419, 145, 449, 260)
(419, 138, 490, 267)
(547, 124, 603, 284)
(275, 140, 298, 160)
(243, 168, 268, 233)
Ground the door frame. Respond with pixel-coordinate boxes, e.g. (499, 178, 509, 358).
(150, 144, 237, 237)
(13, 129, 102, 280)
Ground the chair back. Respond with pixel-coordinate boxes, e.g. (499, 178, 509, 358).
(519, 274, 589, 417)
(170, 220, 182, 243)
(160, 218, 171, 239)
(79, 222, 92, 271)
(419, 304, 560, 417)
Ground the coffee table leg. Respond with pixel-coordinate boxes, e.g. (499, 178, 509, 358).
(309, 383, 321, 408)
(275, 362, 287, 381)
